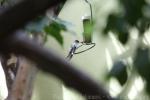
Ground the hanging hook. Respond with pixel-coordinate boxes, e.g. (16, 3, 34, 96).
(84, 0, 93, 23)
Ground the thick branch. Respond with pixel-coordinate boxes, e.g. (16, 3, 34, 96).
(0, 32, 113, 100)
(7, 32, 49, 100)
(0, 0, 66, 38)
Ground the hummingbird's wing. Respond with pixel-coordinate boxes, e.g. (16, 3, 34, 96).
(66, 46, 76, 60)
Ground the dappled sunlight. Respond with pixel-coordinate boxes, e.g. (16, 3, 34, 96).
(109, 32, 125, 55)
(144, 30, 150, 45)
(128, 85, 138, 100)
(105, 48, 113, 71)
(109, 78, 122, 97)
(128, 77, 145, 100)
(0, 62, 8, 100)
(128, 78, 144, 100)
(134, 77, 145, 92)
(129, 28, 139, 40)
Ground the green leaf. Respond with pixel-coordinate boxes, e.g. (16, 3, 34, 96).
(109, 60, 128, 86)
(119, 0, 146, 26)
(118, 32, 129, 44)
(44, 21, 65, 45)
(137, 18, 150, 34)
(103, 14, 129, 44)
(134, 47, 150, 79)
(133, 47, 150, 94)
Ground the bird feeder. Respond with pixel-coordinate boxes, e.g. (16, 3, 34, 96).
(82, 15, 93, 43)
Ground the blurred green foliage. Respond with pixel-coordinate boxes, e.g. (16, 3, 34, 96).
(134, 47, 150, 93)
(44, 21, 66, 45)
(109, 60, 128, 86)
(104, 14, 129, 44)
(103, 0, 149, 43)
(103, 0, 150, 98)
(25, 2, 66, 46)
(120, 0, 146, 26)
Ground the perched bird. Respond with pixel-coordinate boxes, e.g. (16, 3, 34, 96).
(66, 40, 80, 60)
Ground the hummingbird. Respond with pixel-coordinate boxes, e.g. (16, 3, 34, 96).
(66, 40, 80, 60)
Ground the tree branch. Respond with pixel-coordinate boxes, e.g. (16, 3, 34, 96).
(0, 32, 113, 100)
(0, 0, 66, 38)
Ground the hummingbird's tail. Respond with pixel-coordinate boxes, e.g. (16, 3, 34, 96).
(66, 54, 73, 61)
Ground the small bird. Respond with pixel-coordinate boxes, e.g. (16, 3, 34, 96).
(66, 40, 80, 60)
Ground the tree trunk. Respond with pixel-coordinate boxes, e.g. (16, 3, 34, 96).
(7, 32, 44, 100)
